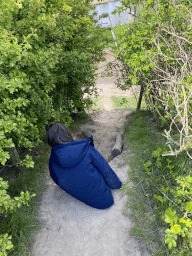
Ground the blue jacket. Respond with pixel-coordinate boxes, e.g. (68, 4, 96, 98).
(49, 136, 122, 209)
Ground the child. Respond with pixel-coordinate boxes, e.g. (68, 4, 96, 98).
(45, 122, 122, 210)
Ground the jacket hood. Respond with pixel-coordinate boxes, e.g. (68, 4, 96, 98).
(50, 139, 89, 168)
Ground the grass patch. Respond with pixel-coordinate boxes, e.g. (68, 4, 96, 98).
(102, 24, 128, 49)
(87, 97, 102, 111)
(80, 96, 102, 111)
(121, 110, 169, 255)
(121, 110, 192, 255)
(114, 24, 128, 36)
(102, 27, 115, 49)
(111, 96, 147, 110)
(0, 142, 50, 256)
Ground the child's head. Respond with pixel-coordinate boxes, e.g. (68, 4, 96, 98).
(45, 122, 74, 148)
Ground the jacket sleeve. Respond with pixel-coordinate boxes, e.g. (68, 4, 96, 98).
(89, 146, 122, 189)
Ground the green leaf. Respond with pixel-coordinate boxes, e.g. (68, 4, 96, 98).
(22, 155, 34, 168)
(168, 242, 173, 249)
(147, 0, 154, 6)
(168, 239, 176, 249)
(185, 201, 192, 212)
(171, 224, 181, 234)
(179, 218, 186, 224)
(154, 194, 164, 203)
(185, 219, 192, 228)
(164, 208, 177, 224)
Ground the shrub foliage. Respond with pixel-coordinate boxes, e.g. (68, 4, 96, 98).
(113, 0, 192, 158)
(111, 0, 192, 253)
(0, 0, 106, 254)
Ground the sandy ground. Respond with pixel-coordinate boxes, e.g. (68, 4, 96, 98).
(83, 49, 139, 112)
(30, 50, 151, 256)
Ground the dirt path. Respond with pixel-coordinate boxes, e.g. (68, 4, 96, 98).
(84, 48, 139, 112)
(74, 49, 139, 162)
(72, 109, 129, 163)
(30, 49, 150, 256)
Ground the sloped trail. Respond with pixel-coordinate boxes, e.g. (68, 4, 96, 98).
(30, 49, 150, 255)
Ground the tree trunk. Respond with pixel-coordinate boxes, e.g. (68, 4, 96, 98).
(6, 147, 23, 177)
(137, 84, 145, 111)
(7, 147, 21, 166)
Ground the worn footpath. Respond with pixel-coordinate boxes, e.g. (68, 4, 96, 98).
(30, 49, 149, 255)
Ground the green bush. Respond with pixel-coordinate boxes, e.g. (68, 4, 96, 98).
(0, 0, 107, 254)
(0, 0, 106, 167)
(0, 177, 36, 255)
(113, 0, 192, 157)
(123, 111, 192, 254)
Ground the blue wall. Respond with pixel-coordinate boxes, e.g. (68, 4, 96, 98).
(93, 1, 130, 27)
